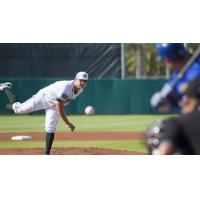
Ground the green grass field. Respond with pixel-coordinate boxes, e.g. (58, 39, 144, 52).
(0, 114, 173, 133)
(0, 114, 174, 153)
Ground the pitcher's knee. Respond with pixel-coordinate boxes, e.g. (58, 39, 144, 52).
(45, 126, 56, 133)
(12, 101, 35, 114)
(12, 102, 22, 114)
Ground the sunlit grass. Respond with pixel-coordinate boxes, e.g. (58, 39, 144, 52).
(0, 114, 174, 133)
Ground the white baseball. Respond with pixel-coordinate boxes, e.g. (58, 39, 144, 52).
(85, 106, 95, 115)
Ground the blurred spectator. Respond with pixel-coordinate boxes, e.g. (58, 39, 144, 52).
(147, 78, 200, 155)
(151, 43, 200, 112)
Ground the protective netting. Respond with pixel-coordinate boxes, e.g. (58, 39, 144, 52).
(0, 43, 121, 78)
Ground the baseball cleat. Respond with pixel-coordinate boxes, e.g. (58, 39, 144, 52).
(0, 82, 12, 91)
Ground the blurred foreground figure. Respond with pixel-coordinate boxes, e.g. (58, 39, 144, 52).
(151, 43, 200, 112)
(147, 78, 200, 155)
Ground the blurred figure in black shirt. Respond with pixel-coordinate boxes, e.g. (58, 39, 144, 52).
(147, 78, 200, 155)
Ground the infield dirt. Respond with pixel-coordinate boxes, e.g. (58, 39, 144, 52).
(0, 132, 146, 155)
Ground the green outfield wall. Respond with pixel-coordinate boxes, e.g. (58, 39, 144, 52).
(0, 78, 166, 114)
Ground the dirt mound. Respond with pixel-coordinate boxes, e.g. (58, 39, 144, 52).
(0, 147, 146, 155)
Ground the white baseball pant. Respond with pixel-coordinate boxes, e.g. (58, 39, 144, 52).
(12, 92, 60, 133)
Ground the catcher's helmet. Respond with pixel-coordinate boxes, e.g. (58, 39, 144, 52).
(156, 43, 188, 61)
(146, 119, 165, 154)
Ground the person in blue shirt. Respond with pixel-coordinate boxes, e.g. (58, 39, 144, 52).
(150, 43, 200, 112)
(147, 78, 200, 155)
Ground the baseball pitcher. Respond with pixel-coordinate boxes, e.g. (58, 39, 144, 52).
(0, 71, 88, 155)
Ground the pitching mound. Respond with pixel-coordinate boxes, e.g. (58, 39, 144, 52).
(0, 147, 146, 155)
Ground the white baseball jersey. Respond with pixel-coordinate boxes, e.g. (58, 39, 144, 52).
(38, 80, 83, 108)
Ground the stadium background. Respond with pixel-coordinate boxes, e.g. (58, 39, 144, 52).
(0, 43, 165, 114)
